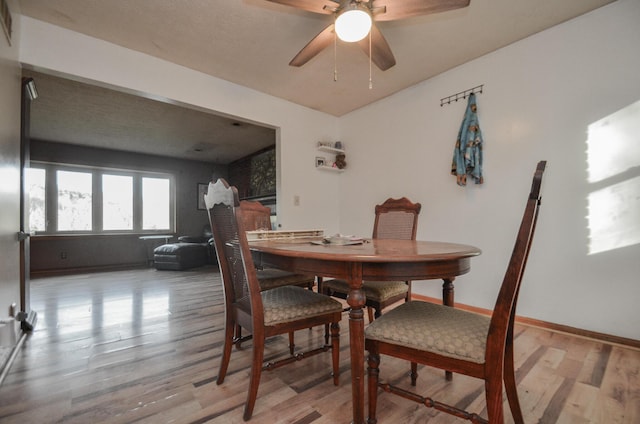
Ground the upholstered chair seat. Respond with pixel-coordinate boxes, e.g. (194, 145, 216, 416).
(261, 285, 343, 326)
(256, 268, 316, 292)
(365, 300, 490, 363)
(323, 279, 409, 305)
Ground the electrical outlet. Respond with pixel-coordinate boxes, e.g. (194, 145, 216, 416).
(60, 251, 67, 259)
(293, 195, 300, 206)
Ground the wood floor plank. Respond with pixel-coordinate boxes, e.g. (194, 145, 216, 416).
(561, 381, 599, 422)
(595, 346, 640, 423)
(0, 267, 638, 423)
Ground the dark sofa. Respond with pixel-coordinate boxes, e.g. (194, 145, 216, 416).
(153, 226, 216, 270)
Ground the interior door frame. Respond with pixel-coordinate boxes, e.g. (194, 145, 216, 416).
(19, 76, 34, 313)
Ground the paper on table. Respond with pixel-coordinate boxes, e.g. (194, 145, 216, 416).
(311, 234, 364, 245)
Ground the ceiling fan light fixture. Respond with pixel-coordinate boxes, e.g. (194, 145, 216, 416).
(335, 5, 371, 43)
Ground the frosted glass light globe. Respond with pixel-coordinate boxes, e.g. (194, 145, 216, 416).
(335, 9, 372, 42)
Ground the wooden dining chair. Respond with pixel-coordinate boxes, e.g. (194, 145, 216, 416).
(236, 200, 316, 352)
(321, 197, 421, 321)
(239, 200, 315, 292)
(205, 179, 342, 421)
(365, 161, 546, 424)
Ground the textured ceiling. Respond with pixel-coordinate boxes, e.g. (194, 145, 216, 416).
(23, 70, 276, 164)
(19, 0, 615, 162)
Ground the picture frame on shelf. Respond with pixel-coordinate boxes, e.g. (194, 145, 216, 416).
(197, 183, 208, 210)
(315, 156, 326, 167)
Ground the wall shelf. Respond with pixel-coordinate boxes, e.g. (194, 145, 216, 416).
(317, 165, 344, 173)
(316, 143, 346, 172)
(317, 145, 345, 155)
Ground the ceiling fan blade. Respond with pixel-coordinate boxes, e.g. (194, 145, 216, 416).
(265, 0, 337, 15)
(373, 0, 470, 22)
(357, 24, 396, 71)
(289, 24, 335, 67)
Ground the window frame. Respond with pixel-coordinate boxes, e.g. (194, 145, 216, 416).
(29, 161, 175, 236)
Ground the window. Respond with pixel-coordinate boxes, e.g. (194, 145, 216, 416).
(28, 163, 174, 235)
(142, 177, 170, 230)
(26, 167, 46, 234)
(103, 174, 133, 230)
(57, 170, 93, 231)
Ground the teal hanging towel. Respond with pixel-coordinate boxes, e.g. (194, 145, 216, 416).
(451, 93, 484, 186)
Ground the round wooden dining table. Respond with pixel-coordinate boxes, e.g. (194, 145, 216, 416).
(249, 238, 481, 424)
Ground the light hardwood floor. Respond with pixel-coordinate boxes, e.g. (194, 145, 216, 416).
(0, 267, 638, 423)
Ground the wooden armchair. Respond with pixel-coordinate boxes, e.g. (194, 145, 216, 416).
(205, 179, 342, 421)
(365, 161, 546, 424)
(321, 197, 421, 321)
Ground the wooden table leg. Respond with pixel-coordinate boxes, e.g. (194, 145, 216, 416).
(442, 277, 455, 307)
(443, 277, 455, 381)
(347, 263, 366, 424)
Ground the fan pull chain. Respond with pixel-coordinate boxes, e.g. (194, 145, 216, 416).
(334, 23, 338, 82)
(369, 31, 373, 90)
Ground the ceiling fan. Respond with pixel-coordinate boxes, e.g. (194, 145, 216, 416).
(266, 0, 471, 71)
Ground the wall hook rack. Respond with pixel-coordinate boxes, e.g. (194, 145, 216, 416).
(440, 84, 484, 107)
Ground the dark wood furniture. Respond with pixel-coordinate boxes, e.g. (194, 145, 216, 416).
(237, 200, 316, 352)
(238, 199, 273, 232)
(248, 237, 481, 424)
(365, 161, 546, 424)
(321, 197, 421, 321)
(204, 179, 342, 421)
(239, 200, 315, 293)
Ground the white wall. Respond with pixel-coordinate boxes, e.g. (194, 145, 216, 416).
(0, 0, 22, 317)
(18, 17, 344, 235)
(339, 0, 640, 340)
